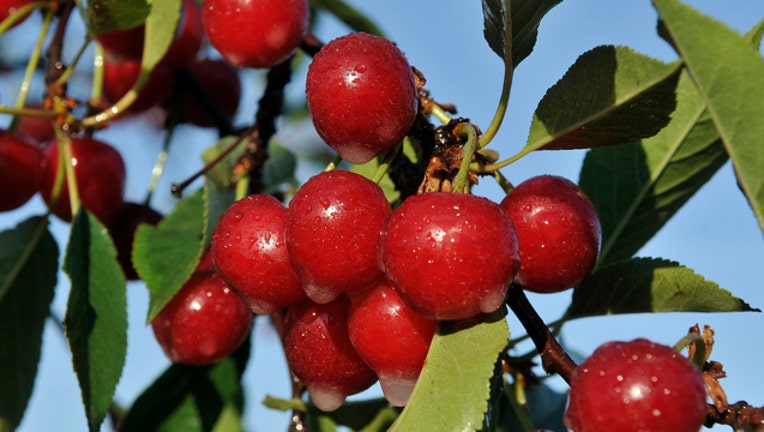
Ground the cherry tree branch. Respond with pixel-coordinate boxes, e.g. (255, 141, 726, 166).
(505, 282, 578, 384)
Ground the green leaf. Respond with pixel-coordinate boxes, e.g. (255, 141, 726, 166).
(63, 210, 127, 431)
(351, 158, 400, 205)
(654, 0, 764, 235)
(0, 217, 58, 432)
(134, 189, 206, 323)
(390, 309, 509, 432)
(142, 0, 181, 70)
(744, 18, 764, 49)
(524, 45, 681, 152)
(264, 396, 397, 432)
(263, 141, 298, 194)
(309, 0, 385, 36)
(483, 0, 563, 66)
(579, 70, 728, 266)
(121, 337, 250, 432)
(201, 136, 246, 190)
(86, 0, 150, 35)
(568, 258, 758, 319)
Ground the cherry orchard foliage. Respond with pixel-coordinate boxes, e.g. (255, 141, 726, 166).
(565, 339, 707, 432)
(0, 0, 762, 431)
(306, 32, 418, 164)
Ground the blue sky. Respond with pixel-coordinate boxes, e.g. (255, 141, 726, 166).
(2, 1, 763, 431)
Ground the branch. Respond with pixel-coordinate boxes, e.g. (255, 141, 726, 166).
(505, 282, 577, 383)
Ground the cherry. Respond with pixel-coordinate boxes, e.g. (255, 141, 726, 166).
(499, 175, 601, 293)
(347, 279, 437, 406)
(16, 107, 55, 144)
(382, 192, 520, 321)
(104, 202, 163, 281)
(0, 0, 34, 29)
(565, 338, 707, 432)
(283, 296, 377, 412)
(151, 271, 253, 366)
(201, 0, 309, 69)
(0, 131, 44, 211)
(40, 137, 126, 222)
(102, 59, 175, 113)
(285, 170, 391, 304)
(174, 58, 242, 128)
(306, 32, 418, 164)
(210, 194, 306, 315)
(96, 0, 202, 67)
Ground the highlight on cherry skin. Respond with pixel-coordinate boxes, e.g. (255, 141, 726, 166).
(283, 296, 378, 412)
(564, 338, 708, 432)
(382, 192, 520, 321)
(500, 175, 601, 293)
(305, 32, 418, 164)
(347, 279, 438, 407)
(210, 194, 306, 315)
(151, 271, 253, 366)
(201, 0, 309, 69)
(0, 130, 44, 212)
(40, 136, 126, 222)
(285, 170, 391, 304)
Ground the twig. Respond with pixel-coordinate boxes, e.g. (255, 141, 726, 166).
(505, 282, 577, 383)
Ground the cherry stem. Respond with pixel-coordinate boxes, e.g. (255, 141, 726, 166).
(300, 32, 324, 57)
(506, 282, 578, 384)
(44, 0, 74, 87)
(452, 122, 478, 193)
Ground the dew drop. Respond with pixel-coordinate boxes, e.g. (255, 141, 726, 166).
(378, 374, 417, 407)
(308, 385, 346, 412)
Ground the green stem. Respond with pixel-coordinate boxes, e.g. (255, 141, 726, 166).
(79, 65, 151, 127)
(477, 0, 514, 149)
(54, 34, 94, 88)
(324, 154, 343, 172)
(89, 45, 105, 105)
(57, 132, 81, 218)
(471, 144, 534, 174)
(429, 104, 453, 124)
(452, 122, 478, 193)
(673, 333, 706, 370)
(8, 6, 54, 132)
(0, 1, 49, 35)
(370, 143, 401, 184)
(144, 123, 176, 206)
(0, 217, 50, 304)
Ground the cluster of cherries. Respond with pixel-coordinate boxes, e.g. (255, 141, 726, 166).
(2, 0, 709, 429)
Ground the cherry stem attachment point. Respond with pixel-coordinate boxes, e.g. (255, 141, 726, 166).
(452, 122, 478, 193)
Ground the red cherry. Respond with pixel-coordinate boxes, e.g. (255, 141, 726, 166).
(102, 59, 174, 113)
(210, 194, 306, 315)
(347, 280, 437, 406)
(40, 137, 126, 222)
(382, 192, 520, 321)
(16, 106, 55, 144)
(565, 338, 707, 432)
(0, 131, 44, 211)
(285, 170, 391, 304)
(283, 297, 377, 412)
(499, 175, 601, 293)
(201, 0, 309, 69)
(151, 272, 253, 366)
(306, 32, 418, 164)
(96, 0, 202, 66)
(104, 202, 163, 281)
(0, 0, 34, 29)
(176, 58, 242, 128)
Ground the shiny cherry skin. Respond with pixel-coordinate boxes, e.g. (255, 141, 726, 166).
(40, 137, 126, 222)
(202, 0, 309, 69)
(104, 202, 163, 280)
(565, 338, 707, 432)
(347, 280, 437, 406)
(383, 192, 520, 321)
(96, 0, 202, 66)
(0, 0, 34, 29)
(283, 296, 377, 412)
(285, 170, 392, 304)
(306, 32, 418, 164)
(176, 58, 241, 127)
(16, 106, 55, 144)
(0, 131, 44, 211)
(151, 271, 253, 366)
(500, 175, 601, 293)
(210, 194, 306, 315)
